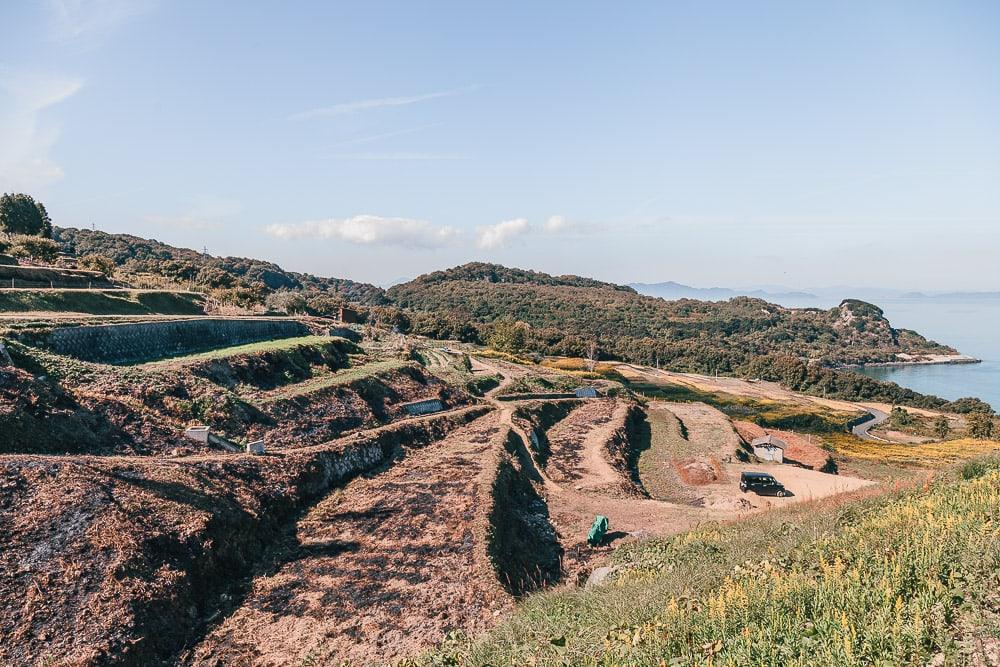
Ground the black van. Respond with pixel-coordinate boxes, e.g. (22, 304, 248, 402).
(740, 472, 791, 497)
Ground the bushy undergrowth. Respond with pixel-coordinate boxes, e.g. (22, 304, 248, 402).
(421, 459, 1000, 666)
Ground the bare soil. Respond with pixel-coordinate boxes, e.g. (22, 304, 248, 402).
(184, 413, 512, 667)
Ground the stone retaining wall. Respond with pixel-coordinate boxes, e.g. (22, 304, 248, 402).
(46, 318, 309, 364)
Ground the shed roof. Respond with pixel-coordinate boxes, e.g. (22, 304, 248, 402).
(750, 434, 787, 449)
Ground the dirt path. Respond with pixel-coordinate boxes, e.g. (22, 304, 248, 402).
(184, 412, 510, 667)
(544, 399, 620, 489)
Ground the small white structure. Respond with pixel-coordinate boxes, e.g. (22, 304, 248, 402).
(246, 440, 266, 455)
(751, 435, 786, 463)
(184, 426, 211, 444)
(574, 387, 599, 399)
(401, 398, 444, 416)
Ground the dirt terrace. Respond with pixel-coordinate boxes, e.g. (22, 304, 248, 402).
(544, 399, 632, 492)
(0, 406, 487, 666)
(185, 411, 516, 666)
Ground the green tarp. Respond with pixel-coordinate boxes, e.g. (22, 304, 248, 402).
(587, 515, 609, 546)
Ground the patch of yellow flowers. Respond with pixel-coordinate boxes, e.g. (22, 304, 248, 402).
(602, 468, 1000, 665)
(835, 437, 1000, 465)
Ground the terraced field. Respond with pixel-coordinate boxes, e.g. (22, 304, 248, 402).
(185, 413, 515, 666)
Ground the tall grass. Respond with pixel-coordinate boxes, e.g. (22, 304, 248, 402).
(420, 459, 1000, 666)
(834, 437, 1000, 465)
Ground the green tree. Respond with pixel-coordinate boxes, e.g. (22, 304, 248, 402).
(487, 317, 529, 354)
(933, 416, 950, 440)
(966, 412, 995, 440)
(35, 200, 52, 237)
(890, 407, 912, 428)
(0, 193, 51, 237)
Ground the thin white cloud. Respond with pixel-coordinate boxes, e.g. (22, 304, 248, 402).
(290, 85, 478, 121)
(143, 198, 242, 230)
(264, 215, 459, 249)
(476, 218, 530, 249)
(0, 67, 84, 191)
(326, 123, 443, 149)
(47, 0, 155, 43)
(326, 152, 465, 161)
(544, 215, 571, 232)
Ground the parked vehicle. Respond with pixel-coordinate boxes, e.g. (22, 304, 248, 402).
(740, 471, 791, 497)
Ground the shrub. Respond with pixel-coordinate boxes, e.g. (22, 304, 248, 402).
(78, 254, 116, 278)
(8, 235, 61, 263)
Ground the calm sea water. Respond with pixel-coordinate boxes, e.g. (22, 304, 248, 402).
(764, 294, 1000, 408)
(854, 298, 1000, 409)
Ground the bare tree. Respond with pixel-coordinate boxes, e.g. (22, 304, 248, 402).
(585, 340, 599, 372)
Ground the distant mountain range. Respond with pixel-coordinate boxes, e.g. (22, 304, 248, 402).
(630, 281, 1000, 307)
(629, 281, 817, 303)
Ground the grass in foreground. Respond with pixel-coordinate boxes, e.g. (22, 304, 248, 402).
(833, 437, 1000, 466)
(419, 458, 1000, 666)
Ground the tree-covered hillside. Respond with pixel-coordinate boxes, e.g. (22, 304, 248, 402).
(54, 227, 388, 308)
(388, 263, 954, 371)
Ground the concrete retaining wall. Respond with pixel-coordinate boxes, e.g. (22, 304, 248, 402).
(46, 318, 309, 364)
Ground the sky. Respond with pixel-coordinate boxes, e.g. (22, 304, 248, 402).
(1, 1, 998, 291)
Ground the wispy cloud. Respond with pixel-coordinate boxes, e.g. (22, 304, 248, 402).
(264, 215, 459, 249)
(143, 198, 242, 231)
(326, 123, 443, 149)
(290, 85, 478, 121)
(326, 152, 465, 161)
(476, 218, 530, 249)
(0, 67, 84, 191)
(47, 0, 155, 43)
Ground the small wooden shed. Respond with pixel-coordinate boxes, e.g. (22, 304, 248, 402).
(750, 435, 787, 463)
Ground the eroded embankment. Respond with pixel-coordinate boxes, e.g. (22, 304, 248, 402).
(482, 429, 563, 596)
(184, 412, 561, 666)
(510, 399, 580, 466)
(0, 406, 488, 666)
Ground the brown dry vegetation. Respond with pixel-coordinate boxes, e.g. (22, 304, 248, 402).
(0, 407, 487, 665)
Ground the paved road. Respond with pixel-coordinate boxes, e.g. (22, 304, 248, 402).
(852, 408, 889, 442)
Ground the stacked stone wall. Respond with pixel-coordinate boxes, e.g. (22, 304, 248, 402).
(46, 318, 308, 364)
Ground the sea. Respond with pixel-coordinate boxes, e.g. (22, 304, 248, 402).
(767, 295, 1000, 410)
(854, 298, 1000, 410)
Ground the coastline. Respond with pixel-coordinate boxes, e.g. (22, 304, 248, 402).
(849, 353, 981, 370)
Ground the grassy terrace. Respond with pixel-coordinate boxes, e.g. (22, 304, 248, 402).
(256, 358, 412, 402)
(0, 289, 205, 315)
(635, 404, 694, 502)
(137, 335, 337, 366)
(424, 458, 1000, 666)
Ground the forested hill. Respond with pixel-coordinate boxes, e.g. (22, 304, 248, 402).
(51, 229, 955, 376)
(388, 263, 955, 371)
(54, 227, 388, 306)
(405, 262, 635, 292)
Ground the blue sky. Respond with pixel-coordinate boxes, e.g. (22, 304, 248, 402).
(1, 1, 998, 290)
